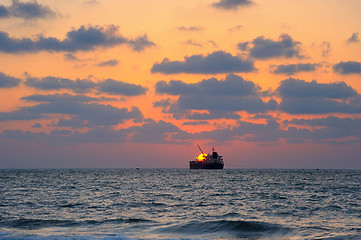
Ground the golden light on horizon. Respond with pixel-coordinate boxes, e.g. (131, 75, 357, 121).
(197, 153, 207, 162)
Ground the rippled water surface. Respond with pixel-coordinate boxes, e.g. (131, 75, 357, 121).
(0, 169, 360, 239)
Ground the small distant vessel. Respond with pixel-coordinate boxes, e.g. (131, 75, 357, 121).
(189, 145, 224, 169)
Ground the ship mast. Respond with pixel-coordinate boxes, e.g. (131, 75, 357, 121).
(197, 145, 206, 156)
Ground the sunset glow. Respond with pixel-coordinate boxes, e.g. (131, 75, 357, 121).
(197, 154, 207, 162)
(0, 0, 361, 169)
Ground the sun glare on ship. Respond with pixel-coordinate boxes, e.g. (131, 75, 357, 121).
(197, 153, 207, 161)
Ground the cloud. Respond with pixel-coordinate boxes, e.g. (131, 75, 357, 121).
(183, 121, 209, 125)
(155, 74, 277, 119)
(182, 39, 202, 47)
(125, 119, 181, 143)
(98, 59, 119, 67)
(284, 115, 361, 129)
(321, 41, 331, 57)
(177, 26, 204, 31)
(0, 25, 155, 53)
(347, 32, 359, 44)
(272, 63, 318, 75)
(229, 25, 242, 31)
(97, 79, 147, 96)
(153, 98, 172, 108)
(0, 0, 56, 20)
(64, 53, 79, 61)
(238, 34, 303, 59)
(21, 93, 115, 103)
(0, 72, 21, 88)
(278, 78, 361, 114)
(0, 6, 10, 18)
(24, 75, 148, 96)
(212, 0, 254, 10)
(126, 34, 155, 52)
(82, 0, 99, 5)
(151, 51, 255, 74)
(32, 123, 42, 128)
(333, 61, 361, 75)
(278, 78, 357, 99)
(24, 76, 96, 93)
(156, 74, 258, 96)
(0, 95, 144, 125)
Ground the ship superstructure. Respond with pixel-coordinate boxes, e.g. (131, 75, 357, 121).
(189, 145, 224, 169)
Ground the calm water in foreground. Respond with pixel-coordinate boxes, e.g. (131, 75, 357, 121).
(0, 169, 360, 240)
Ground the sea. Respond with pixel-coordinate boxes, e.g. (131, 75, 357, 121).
(0, 169, 360, 240)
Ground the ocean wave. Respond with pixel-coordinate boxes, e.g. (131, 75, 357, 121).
(157, 219, 289, 237)
(3, 217, 153, 230)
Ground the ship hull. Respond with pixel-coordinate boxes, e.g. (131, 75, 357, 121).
(189, 161, 224, 169)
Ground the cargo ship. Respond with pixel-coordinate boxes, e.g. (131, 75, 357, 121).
(189, 145, 224, 169)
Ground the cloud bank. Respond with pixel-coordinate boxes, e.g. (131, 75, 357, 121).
(333, 61, 361, 75)
(238, 34, 303, 59)
(0, 72, 21, 88)
(151, 51, 255, 74)
(212, 0, 254, 10)
(278, 78, 360, 114)
(155, 74, 277, 119)
(272, 63, 318, 75)
(0, 0, 56, 20)
(0, 25, 155, 53)
(24, 75, 147, 96)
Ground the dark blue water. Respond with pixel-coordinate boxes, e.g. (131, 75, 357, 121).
(0, 169, 360, 239)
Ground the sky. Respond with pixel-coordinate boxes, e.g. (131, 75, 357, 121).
(0, 0, 361, 169)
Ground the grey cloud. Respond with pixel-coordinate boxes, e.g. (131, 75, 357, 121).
(280, 97, 361, 114)
(321, 41, 331, 57)
(183, 121, 209, 125)
(284, 116, 361, 129)
(183, 111, 241, 120)
(176, 95, 277, 113)
(0, 25, 155, 53)
(272, 63, 318, 75)
(175, 118, 282, 143)
(155, 74, 277, 119)
(278, 78, 357, 99)
(212, 0, 254, 10)
(24, 75, 148, 96)
(64, 53, 79, 61)
(126, 119, 181, 143)
(151, 51, 255, 74)
(0, 6, 10, 17)
(21, 93, 114, 103)
(1, 129, 46, 141)
(30, 102, 143, 126)
(98, 59, 119, 67)
(239, 34, 303, 59)
(177, 26, 204, 31)
(183, 39, 202, 47)
(32, 123, 42, 128)
(82, 0, 99, 5)
(126, 34, 155, 52)
(153, 98, 172, 108)
(229, 25, 242, 31)
(0, 72, 21, 88)
(0, 94, 144, 125)
(25, 76, 96, 93)
(0, 0, 56, 20)
(49, 117, 89, 129)
(347, 32, 359, 44)
(156, 74, 258, 96)
(0, 107, 43, 121)
(67, 127, 127, 143)
(333, 61, 361, 75)
(97, 79, 147, 96)
(278, 78, 361, 114)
